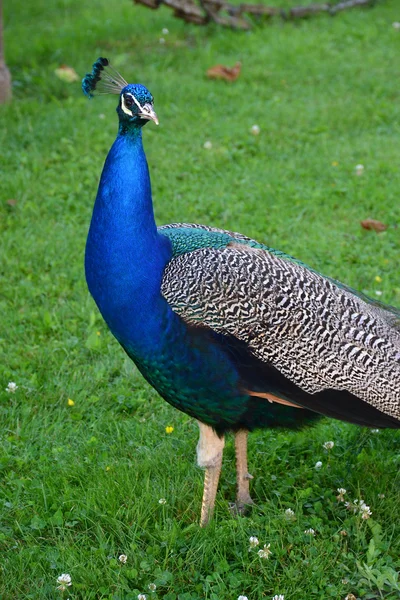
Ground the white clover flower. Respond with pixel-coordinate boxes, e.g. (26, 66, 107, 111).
(158, 498, 167, 505)
(56, 574, 72, 591)
(378, 493, 385, 499)
(361, 508, 372, 520)
(238, 596, 249, 600)
(249, 536, 259, 548)
(159, 38, 165, 44)
(162, 28, 169, 34)
(341, 578, 349, 584)
(323, 441, 334, 450)
(371, 429, 380, 433)
(119, 554, 127, 563)
(345, 500, 358, 513)
(304, 528, 316, 536)
(345, 498, 372, 519)
(250, 124, 260, 135)
(99, 113, 105, 120)
(6, 382, 18, 393)
(392, 22, 400, 29)
(315, 461, 323, 470)
(258, 543, 272, 559)
(355, 164, 364, 175)
(337, 488, 347, 502)
(375, 290, 383, 296)
(203, 141, 212, 150)
(138, 595, 147, 600)
(272, 596, 285, 600)
(148, 583, 157, 592)
(360, 502, 372, 519)
(284, 508, 295, 520)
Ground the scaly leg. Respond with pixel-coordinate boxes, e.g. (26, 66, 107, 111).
(235, 429, 254, 513)
(196, 421, 225, 527)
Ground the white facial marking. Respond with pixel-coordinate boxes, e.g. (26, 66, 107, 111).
(129, 94, 143, 111)
(120, 95, 133, 116)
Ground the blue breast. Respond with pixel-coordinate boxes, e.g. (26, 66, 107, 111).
(86, 132, 171, 347)
(85, 129, 248, 428)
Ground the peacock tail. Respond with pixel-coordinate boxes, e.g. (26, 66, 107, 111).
(159, 223, 400, 428)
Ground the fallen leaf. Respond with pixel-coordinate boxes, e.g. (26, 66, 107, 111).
(360, 219, 388, 233)
(206, 62, 241, 82)
(6, 199, 17, 206)
(55, 64, 79, 83)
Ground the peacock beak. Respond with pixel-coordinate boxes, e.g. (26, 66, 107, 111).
(139, 104, 159, 125)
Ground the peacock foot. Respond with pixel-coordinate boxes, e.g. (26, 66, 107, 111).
(229, 495, 255, 517)
(236, 472, 255, 514)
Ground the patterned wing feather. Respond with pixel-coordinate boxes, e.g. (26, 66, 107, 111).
(161, 242, 400, 422)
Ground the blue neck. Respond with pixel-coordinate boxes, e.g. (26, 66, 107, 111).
(85, 127, 172, 349)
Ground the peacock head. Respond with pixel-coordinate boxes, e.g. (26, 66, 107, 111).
(82, 57, 158, 129)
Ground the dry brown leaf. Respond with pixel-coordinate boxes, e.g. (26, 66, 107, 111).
(55, 64, 79, 83)
(206, 62, 241, 82)
(360, 219, 388, 233)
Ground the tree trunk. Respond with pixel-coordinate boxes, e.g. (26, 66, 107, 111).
(0, 0, 11, 103)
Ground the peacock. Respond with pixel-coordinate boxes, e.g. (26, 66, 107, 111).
(82, 58, 400, 527)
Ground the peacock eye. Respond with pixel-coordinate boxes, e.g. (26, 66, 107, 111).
(124, 95, 134, 108)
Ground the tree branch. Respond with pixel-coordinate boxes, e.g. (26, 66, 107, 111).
(133, 0, 378, 29)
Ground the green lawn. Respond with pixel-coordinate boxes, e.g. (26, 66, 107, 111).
(1, 0, 400, 598)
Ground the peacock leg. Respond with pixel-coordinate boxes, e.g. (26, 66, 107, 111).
(235, 429, 254, 513)
(196, 421, 225, 527)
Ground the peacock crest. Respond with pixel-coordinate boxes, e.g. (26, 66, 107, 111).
(82, 57, 128, 98)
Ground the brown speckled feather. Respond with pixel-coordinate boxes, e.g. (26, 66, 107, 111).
(161, 236, 400, 422)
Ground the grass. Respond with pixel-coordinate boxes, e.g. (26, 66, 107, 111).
(1, 0, 400, 598)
